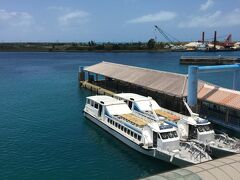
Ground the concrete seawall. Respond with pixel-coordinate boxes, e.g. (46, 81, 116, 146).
(141, 154, 240, 180)
(180, 56, 240, 65)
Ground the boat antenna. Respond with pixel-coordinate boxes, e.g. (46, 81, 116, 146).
(183, 98, 199, 118)
(149, 100, 160, 121)
(149, 98, 178, 127)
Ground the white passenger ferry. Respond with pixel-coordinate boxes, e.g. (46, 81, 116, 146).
(114, 93, 240, 157)
(83, 95, 212, 167)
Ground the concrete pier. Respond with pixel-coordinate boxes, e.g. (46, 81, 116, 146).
(80, 81, 115, 97)
(180, 56, 240, 65)
(79, 62, 240, 132)
(141, 154, 240, 180)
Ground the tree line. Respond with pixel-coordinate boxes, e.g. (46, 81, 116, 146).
(0, 39, 181, 52)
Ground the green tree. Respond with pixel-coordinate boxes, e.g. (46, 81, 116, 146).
(88, 41, 96, 47)
(147, 38, 156, 49)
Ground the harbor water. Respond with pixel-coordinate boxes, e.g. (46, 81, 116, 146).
(0, 51, 240, 180)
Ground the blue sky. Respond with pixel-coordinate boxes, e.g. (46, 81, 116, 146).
(0, 0, 240, 42)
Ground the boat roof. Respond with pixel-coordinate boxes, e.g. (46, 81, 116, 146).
(115, 93, 150, 102)
(87, 95, 124, 106)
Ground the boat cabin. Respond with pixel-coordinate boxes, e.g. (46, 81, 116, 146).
(114, 93, 160, 111)
(177, 116, 215, 142)
(115, 93, 180, 121)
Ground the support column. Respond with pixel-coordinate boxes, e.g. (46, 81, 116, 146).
(187, 66, 199, 109)
(225, 108, 229, 123)
(79, 66, 85, 81)
(87, 72, 90, 81)
(233, 70, 240, 90)
(96, 74, 98, 82)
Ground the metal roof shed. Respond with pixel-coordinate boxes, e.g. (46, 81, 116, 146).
(84, 61, 188, 98)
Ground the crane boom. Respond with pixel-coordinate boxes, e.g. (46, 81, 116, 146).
(154, 25, 179, 43)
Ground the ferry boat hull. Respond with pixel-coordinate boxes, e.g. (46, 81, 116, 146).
(84, 111, 198, 167)
(208, 146, 236, 158)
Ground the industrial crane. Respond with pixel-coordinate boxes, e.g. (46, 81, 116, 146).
(154, 25, 183, 50)
(154, 25, 180, 44)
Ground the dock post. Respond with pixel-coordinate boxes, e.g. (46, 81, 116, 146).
(233, 67, 240, 90)
(213, 31, 217, 51)
(96, 74, 98, 82)
(79, 66, 85, 81)
(187, 66, 199, 110)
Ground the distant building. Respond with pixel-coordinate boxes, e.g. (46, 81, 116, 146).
(184, 42, 207, 51)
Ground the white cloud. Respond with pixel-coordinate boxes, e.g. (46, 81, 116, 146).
(127, 11, 176, 23)
(200, 0, 214, 11)
(58, 10, 89, 26)
(0, 9, 33, 27)
(47, 6, 70, 12)
(179, 9, 240, 28)
(179, 11, 220, 28)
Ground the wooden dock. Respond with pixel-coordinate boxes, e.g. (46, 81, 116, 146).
(141, 154, 240, 180)
(79, 62, 240, 133)
(180, 56, 240, 65)
(80, 81, 115, 97)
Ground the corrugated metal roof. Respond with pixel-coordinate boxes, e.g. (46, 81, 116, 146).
(198, 84, 240, 110)
(84, 61, 188, 97)
(84, 62, 240, 110)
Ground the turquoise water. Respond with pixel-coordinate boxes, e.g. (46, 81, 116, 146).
(0, 51, 239, 180)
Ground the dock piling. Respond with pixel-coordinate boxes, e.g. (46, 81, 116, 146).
(187, 66, 198, 109)
(188, 64, 240, 109)
(79, 66, 85, 81)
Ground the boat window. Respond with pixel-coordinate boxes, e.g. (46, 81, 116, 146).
(87, 99, 90, 104)
(127, 129, 130, 135)
(173, 131, 178, 137)
(98, 104, 102, 116)
(189, 125, 197, 139)
(130, 131, 133, 137)
(91, 100, 94, 107)
(107, 119, 109, 123)
(134, 133, 137, 139)
(137, 135, 141, 141)
(160, 132, 168, 139)
(115, 122, 118, 127)
(160, 132, 178, 139)
(128, 101, 133, 109)
(197, 125, 213, 132)
(204, 125, 212, 131)
(121, 126, 124, 131)
(118, 124, 121, 129)
(168, 132, 174, 138)
(124, 127, 127, 133)
(197, 126, 204, 132)
(95, 103, 98, 109)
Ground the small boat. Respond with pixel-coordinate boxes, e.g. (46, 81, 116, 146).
(179, 100, 240, 157)
(114, 93, 240, 157)
(83, 95, 212, 167)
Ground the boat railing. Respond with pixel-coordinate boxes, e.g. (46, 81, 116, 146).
(215, 134, 240, 150)
(180, 141, 209, 162)
(133, 111, 152, 122)
(105, 115, 120, 124)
